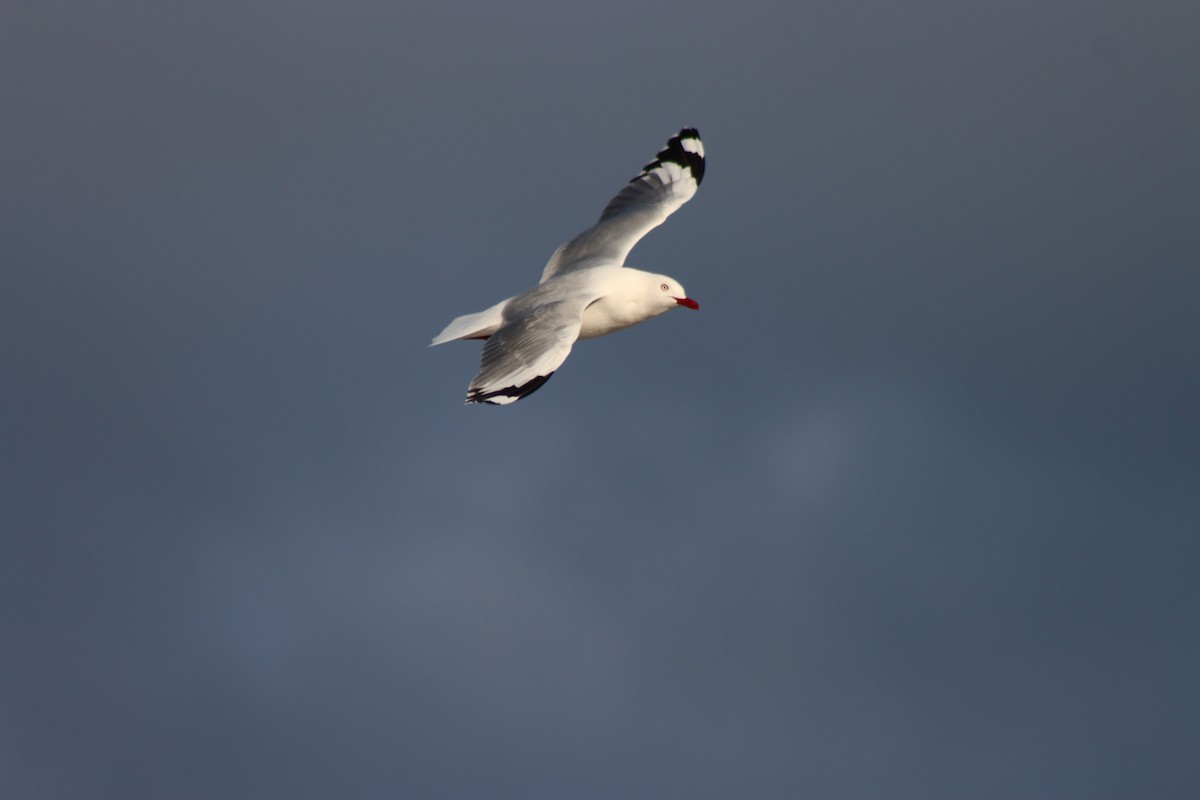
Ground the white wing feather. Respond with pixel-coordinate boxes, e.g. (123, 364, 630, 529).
(465, 296, 593, 405)
(539, 128, 705, 283)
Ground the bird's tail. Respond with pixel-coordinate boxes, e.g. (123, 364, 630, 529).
(429, 299, 509, 346)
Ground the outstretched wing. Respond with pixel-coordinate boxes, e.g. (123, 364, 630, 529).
(539, 128, 705, 283)
(465, 297, 592, 405)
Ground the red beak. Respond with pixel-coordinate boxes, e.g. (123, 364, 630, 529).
(675, 297, 700, 310)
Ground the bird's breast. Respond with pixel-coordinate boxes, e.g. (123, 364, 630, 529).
(578, 295, 659, 340)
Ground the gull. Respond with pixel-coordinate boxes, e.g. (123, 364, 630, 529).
(431, 127, 705, 404)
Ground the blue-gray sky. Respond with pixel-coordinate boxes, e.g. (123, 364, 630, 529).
(3, 1, 1198, 797)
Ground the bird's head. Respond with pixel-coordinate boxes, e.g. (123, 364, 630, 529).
(647, 273, 700, 313)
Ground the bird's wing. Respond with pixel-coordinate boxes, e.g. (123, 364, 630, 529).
(539, 128, 705, 283)
(465, 295, 594, 405)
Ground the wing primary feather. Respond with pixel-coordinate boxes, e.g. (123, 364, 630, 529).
(538, 127, 704, 283)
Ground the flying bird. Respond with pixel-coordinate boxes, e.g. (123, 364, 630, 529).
(431, 127, 705, 405)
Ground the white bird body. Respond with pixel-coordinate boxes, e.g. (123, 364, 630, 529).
(432, 128, 705, 404)
(576, 268, 691, 339)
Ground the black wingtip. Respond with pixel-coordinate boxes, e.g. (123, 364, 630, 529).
(632, 127, 705, 187)
(465, 372, 555, 405)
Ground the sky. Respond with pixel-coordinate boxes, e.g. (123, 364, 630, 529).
(3, 1, 1199, 797)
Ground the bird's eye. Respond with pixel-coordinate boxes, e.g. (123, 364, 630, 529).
(660, 283, 669, 291)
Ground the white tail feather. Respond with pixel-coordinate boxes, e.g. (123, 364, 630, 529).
(429, 298, 510, 346)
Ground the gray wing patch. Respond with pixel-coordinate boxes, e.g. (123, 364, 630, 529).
(599, 127, 705, 222)
(539, 128, 704, 283)
(465, 298, 588, 405)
